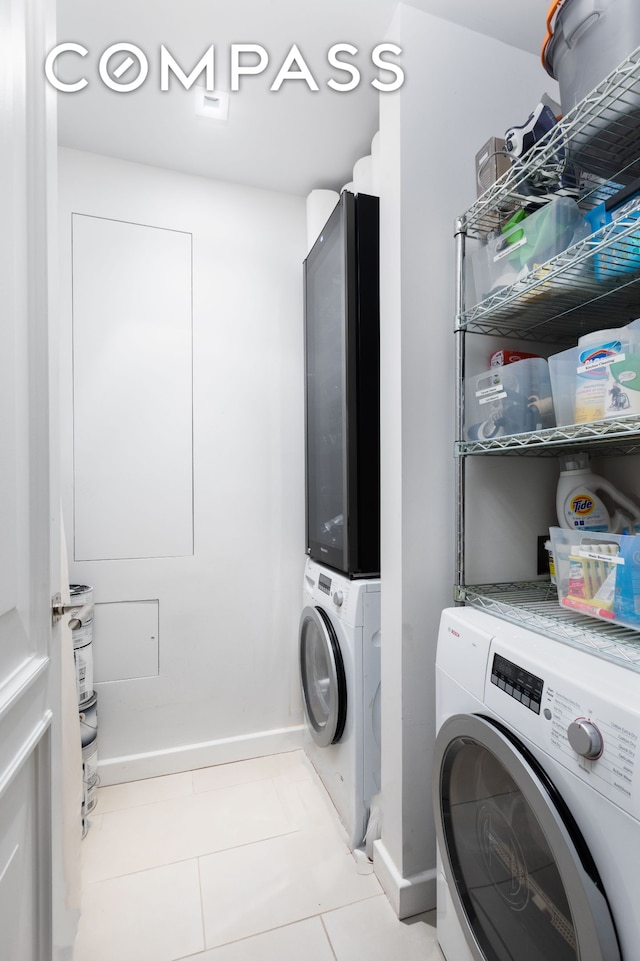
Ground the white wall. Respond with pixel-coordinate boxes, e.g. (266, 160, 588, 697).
(375, 4, 561, 917)
(58, 148, 307, 783)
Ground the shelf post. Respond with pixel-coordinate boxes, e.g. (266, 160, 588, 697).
(454, 215, 467, 604)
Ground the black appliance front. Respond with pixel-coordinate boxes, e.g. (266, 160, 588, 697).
(433, 714, 621, 961)
(303, 191, 380, 578)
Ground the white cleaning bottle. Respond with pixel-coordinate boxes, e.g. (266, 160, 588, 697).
(556, 453, 640, 533)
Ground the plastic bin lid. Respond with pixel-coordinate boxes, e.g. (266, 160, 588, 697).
(541, 0, 570, 75)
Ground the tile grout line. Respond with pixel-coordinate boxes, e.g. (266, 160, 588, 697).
(183, 913, 341, 958)
(319, 890, 385, 919)
(92, 758, 313, 818)
(94, 780, 278, 817)
(185, 892, 386, 955)
(319, 913, 340, 961)
(93, 755, 309, 814)
(81, 827, 305, 885)
(196, 855, 207, 956)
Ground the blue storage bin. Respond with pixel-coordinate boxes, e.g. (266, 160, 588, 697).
(584, 202, 608, 234)
(585, 192, 640, 281)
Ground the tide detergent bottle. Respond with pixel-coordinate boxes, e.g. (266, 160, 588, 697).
(556, 453, 640, 533)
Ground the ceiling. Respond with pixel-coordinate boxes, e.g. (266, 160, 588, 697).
(54, 0, 550, 196)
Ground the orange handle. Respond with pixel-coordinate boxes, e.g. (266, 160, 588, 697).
(541, 0, 566, 70)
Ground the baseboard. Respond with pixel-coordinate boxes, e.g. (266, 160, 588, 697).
(373, 838, 437, 919)
(97, 724, 306, 785)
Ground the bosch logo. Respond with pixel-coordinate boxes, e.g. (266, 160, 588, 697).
(449, 628, 460, 637)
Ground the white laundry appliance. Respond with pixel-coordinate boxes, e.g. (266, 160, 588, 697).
(434, 605, 640, 961)
(299, 557, 381, 850)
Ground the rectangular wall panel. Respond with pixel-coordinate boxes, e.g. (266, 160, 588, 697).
(72, 215, 193, 559)
(92, 600, 159, 682)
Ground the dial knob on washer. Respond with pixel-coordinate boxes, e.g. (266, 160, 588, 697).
(567, 719, 603, 759)
(333, 590, 344, 607)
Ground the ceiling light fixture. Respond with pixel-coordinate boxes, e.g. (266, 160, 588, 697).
(194, 87, 229, 122)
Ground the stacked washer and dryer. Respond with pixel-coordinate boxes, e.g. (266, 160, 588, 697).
(433, 606, 640, 961)
(299, 189, 381, 853)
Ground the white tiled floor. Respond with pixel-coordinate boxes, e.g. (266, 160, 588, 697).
(74, 750, 444, 961)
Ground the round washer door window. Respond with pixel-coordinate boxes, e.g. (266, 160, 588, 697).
(433, 713, 620, 961)
(299, 605, 347, 747)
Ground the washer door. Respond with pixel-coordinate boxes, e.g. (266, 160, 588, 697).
(433, 713, 621, 961)
(299, 605, 347, 747)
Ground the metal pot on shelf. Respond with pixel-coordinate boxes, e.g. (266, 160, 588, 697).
(542, 0, 640, 182)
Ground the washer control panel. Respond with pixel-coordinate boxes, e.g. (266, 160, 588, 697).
(318, 572, 332, 596)
(313, 567, 352, 620)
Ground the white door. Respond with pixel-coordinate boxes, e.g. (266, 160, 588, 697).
(0, 0, 69, 958)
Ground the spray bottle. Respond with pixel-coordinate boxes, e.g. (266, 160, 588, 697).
(556, 453, 640, 533)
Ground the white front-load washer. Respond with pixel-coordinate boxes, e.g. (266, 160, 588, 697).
(299, 557, 381, 851)
(434, 606, 640, 961)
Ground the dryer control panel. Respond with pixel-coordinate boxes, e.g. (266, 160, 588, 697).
(490, 654, 543, 715)
(485, 635, 640, 823)
(543, 684, 636, 807)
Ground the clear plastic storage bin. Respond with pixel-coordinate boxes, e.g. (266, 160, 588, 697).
(549, 526, 640, 631)
(548, 345, 579, 425)
(549, 320, 640, 425)
(465, 357, 555, 440)
(469, 197, 589, 305)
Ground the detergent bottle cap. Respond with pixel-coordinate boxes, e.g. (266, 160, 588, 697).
(559, 452, 591, 474)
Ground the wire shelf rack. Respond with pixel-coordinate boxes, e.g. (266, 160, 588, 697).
(455, 52, 640, 673)
(464, 46, 640, 237)
(462, 217, 640, 340)
(456, 414, 640, 456)
(461, 581, 640, 673)
(459, 46, 640, 339)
